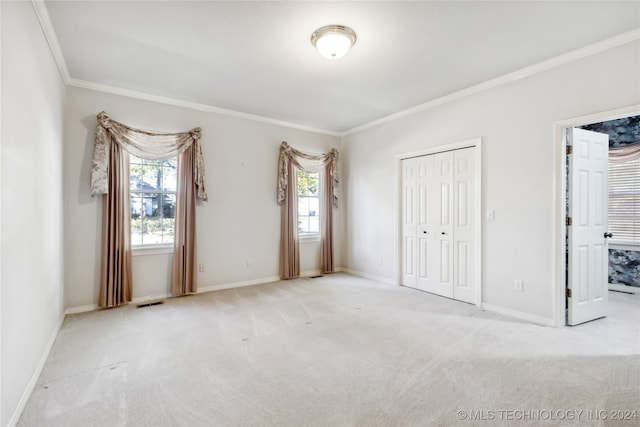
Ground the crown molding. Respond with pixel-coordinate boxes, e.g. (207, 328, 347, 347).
(30, 0, 338, 137)
(340, 28, 640, 137)
(31, 0, 70, 83)
(66, 78, 340, 136)
(29, 0, 638, 139)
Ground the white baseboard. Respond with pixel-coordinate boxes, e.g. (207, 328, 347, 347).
(482, 303, 554, 327)
(343, 268, 397, 285)
(64, 303, 98, 315)
(8, 313, 65, 427)
(197, 269, 354, 292)
(197, 275, 281, 294)
(65, 270, 351, 313)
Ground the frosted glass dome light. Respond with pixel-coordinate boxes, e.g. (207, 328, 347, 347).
(311, 25, 357, 60)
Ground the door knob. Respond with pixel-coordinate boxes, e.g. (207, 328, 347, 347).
(604, 232, 613, 238)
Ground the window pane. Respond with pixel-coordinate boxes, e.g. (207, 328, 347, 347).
(297, 171, 320, 236)
(131, 193, 143, 218)
(130, 157, 144, 190)
(299, 216, 309, 234)
(131, 218, 143, 245)
(145, 217, 163, 244)
(308, 175, 318, 196)
(163, 217, 175, 243)
(162, 164, 177, 191)
(309, 197, 319, 216)
(162, 194, 176, 219)
(298, 196, 309, 216)
(140, 193, 155, 218)
(130, 194, 175, 245)
(138, 165, 161, 191)
(309, 216, 320, 233)
(130, 153, 176, 246)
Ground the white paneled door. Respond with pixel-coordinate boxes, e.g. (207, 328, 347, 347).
(567, 128, 609, 325)
(402, 147, 476, 303)
(402, 158, 418, 289)
(452, 148, 476, 303)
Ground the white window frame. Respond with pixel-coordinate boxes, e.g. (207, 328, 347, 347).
(297, 170, 321, 241)
(130, 155, 177, 250)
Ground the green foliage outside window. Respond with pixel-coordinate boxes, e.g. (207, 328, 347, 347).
(298, 171, 320, 235)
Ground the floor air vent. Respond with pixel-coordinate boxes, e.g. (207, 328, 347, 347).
(136, 301, 164, 308)
(309, 275, 323, 279)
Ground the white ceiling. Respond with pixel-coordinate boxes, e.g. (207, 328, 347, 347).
(44, 1, 640, 133)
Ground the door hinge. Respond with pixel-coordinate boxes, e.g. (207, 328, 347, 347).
(566, 145, 572, 155)
(566, 288, 572, 298)
(566, 217, 572, 226)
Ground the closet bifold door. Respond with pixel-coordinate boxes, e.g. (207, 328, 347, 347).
(452, 147, 475, 304)
(415, 154, 436, 293)
(402, 157, 418, 288)
(402, 147, 476, 304)
(419, 151, 454, 297)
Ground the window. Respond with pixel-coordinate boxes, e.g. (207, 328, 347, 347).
(297, 170, 320, 236)
(608, 156, 640, 244)
(130, 155, 177, 246)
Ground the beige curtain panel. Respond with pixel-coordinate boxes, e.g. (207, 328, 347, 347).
(279, 160, 300, 279)
(320, 169, 334, 274)
(91, 112, 207, 306)
(278, 141, 339, 279)
(99, 139, 132, 308)
(172, 144, 198, 295)
(609, 141, 640, 163)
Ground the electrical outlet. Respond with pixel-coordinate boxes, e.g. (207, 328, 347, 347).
(246, 259, 253, 268)
(378, 257, 383, 265)
(486, 209, 495, 220)
(514, 280, 524, 292)
(198, 264, 205, 272)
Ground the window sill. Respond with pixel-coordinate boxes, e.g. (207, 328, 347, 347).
(132, 245, 174, 256)
(299, 234, 320, 243)
(609, 242, 640, 251)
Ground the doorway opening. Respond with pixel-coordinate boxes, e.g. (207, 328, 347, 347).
(578, 116, 640, 296)
(554, 106, 640, 327)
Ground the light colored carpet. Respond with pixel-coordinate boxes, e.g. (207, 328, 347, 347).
(18, 273, 640, 426)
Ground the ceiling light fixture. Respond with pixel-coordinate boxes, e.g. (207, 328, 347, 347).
(311, 25, 357, 60)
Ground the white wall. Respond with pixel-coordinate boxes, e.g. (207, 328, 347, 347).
(342, 41, 640, 322)
(64, 86, 343, 309)
(1, 2, 66, 426)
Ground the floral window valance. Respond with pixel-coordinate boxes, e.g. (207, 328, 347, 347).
(277, 141, 339, 207)
(90, 111, 207, 201)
